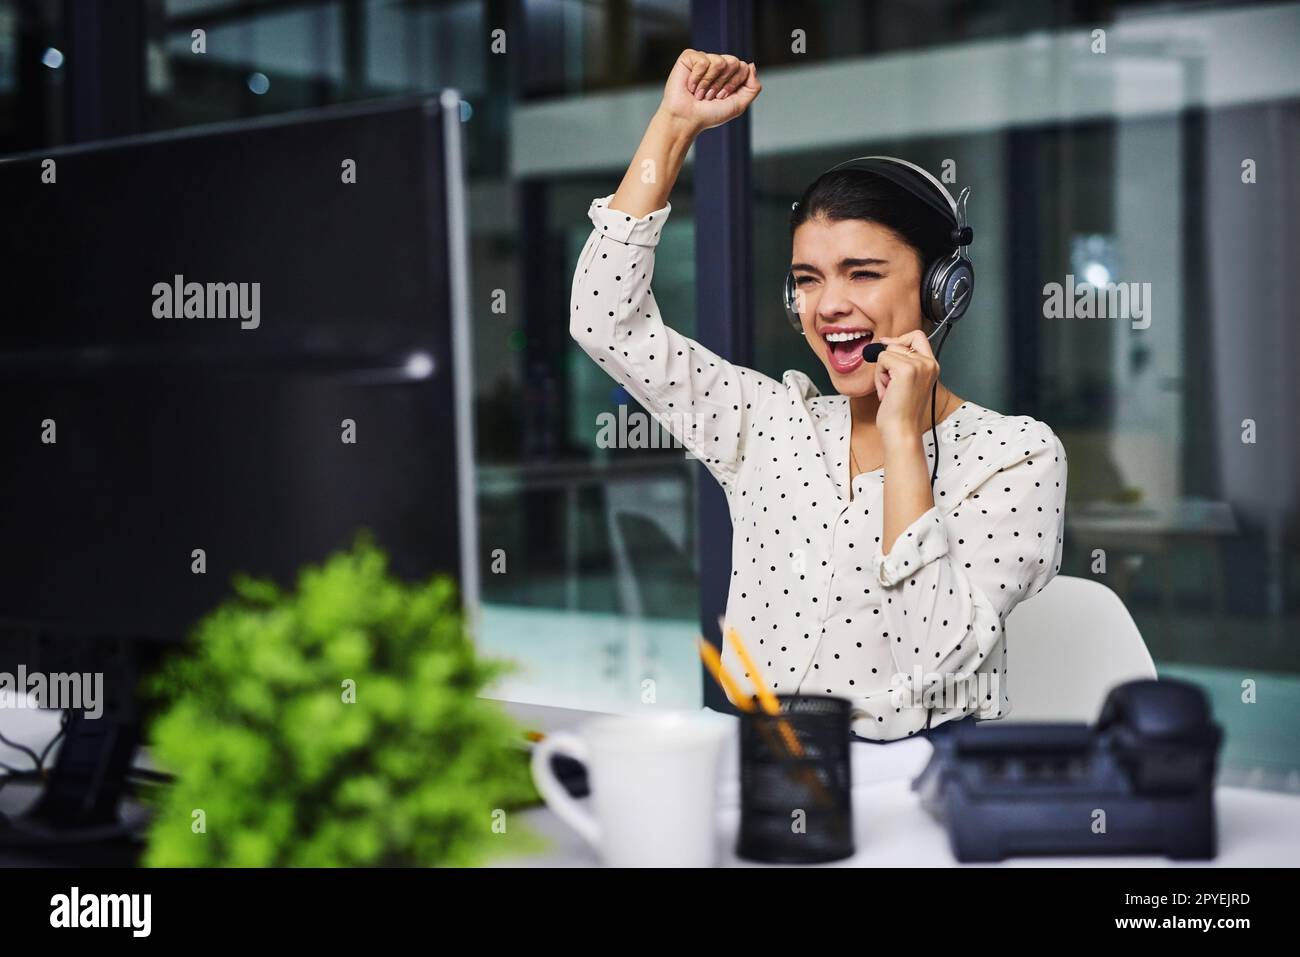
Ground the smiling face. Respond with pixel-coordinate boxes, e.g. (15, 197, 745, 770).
(790, 215, 927, 397)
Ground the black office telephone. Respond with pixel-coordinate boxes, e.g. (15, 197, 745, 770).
(912, 678, 1223, 861)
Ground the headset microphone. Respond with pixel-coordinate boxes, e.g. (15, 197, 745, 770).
(861, 282, 970, 363)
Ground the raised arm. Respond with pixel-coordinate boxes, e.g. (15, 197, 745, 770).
(571, 51, 775, 493)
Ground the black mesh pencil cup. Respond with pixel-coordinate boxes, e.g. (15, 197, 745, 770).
(736, 694, 854, 864)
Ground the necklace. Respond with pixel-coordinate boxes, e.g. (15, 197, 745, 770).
(849, 442, 881, 477)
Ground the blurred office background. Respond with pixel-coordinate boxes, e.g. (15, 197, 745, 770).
(2, 0, 1297, 786)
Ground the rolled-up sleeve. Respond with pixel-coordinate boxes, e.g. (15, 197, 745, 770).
(872, 420, 1067, 715)
(872, 506, 950, 588)
(570, 194, 779, 490)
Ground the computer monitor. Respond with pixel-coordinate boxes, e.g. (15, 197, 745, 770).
(0, 92, 478, 834)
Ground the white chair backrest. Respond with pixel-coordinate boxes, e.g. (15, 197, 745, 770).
(1003, 575, 1157, 723)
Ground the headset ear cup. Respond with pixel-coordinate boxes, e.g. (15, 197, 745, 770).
(946, 259, 974, 321)
(783, 271, 804, 332)
(921, 256, 975, 327)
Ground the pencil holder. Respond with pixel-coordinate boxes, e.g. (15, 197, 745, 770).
(735, 694, 854, 864)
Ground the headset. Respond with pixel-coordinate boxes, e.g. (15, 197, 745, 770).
(783, 157, 976, 489)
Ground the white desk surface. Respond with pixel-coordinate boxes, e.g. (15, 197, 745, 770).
(493, 699, 1300, 868)
(4, 698, 1296, 868)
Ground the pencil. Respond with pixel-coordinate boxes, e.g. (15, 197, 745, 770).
(725, 627, 804, 757)
(697, 637, 754, 712)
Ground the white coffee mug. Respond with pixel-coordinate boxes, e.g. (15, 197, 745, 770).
(529, 712, 730, 867)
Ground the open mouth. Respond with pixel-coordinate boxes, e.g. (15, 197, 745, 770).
(822, 328, 873, 374)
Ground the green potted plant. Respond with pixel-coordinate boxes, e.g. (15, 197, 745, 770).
(142, 534, 542, 866)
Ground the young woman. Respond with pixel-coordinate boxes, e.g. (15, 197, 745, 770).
(570, 50, 1067, 741)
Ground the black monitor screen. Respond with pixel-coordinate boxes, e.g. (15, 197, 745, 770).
(0, 98, 466, 641)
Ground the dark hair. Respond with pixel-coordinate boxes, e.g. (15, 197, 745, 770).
(790, 168, 954, 327)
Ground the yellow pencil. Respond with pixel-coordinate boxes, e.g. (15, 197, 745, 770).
(697, 637, 755, 712)
(698, 633, 806, 767)
(725, 627, 804, 758)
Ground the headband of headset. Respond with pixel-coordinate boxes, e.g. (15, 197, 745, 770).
(795, 156, 973, 249)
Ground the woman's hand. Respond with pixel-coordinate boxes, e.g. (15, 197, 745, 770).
(610, 50, 758, 218)
(659, 50, 761, 135)
(873, 330, 941, 443)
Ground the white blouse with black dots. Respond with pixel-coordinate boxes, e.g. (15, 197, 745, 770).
(570, 194, 1068, 741)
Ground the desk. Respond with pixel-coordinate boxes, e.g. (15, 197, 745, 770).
(4, 700, 1298, 867)
(492, 701, 1300, 867)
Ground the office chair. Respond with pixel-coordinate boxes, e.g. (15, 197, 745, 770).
(1003, 575, 1158, 723)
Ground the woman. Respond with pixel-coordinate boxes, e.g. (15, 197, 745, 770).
(570, 50, 1066, 741)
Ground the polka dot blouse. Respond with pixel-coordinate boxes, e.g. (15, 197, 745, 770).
(571, 194, 1068, 741)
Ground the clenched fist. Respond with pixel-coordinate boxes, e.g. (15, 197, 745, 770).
(659, 49, 761, 134)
